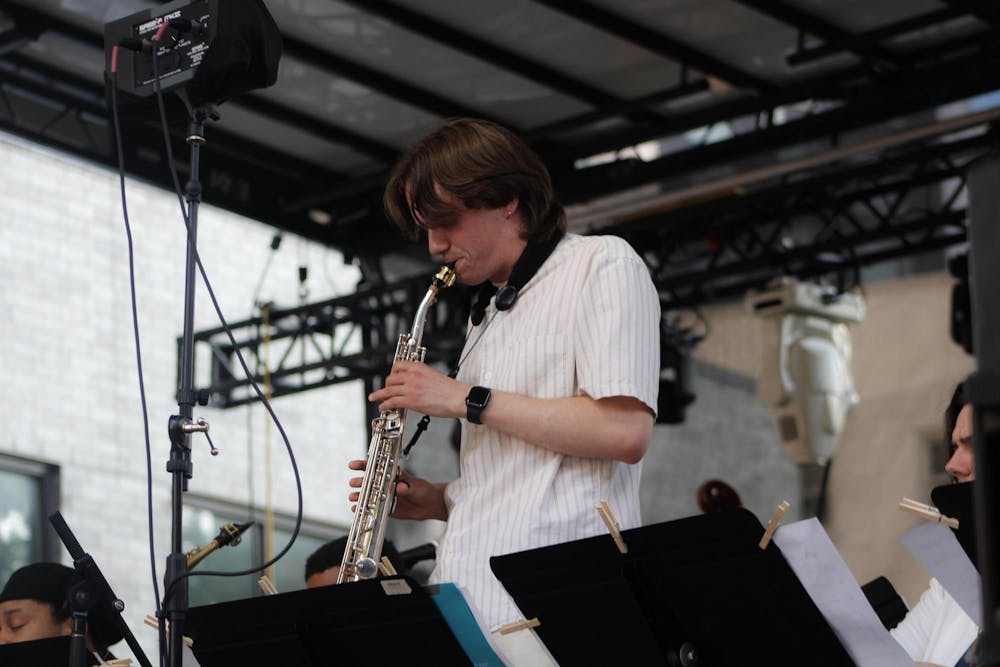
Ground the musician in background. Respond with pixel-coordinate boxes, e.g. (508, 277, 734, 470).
(305, 537, 402, 588)
(353, 118, 659, 664)
(890, 382, 979, 667)
(0, 562, 121, 658)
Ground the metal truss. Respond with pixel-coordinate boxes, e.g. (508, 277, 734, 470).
(188, 273, 472, 409)
(611, 125, 995, 309)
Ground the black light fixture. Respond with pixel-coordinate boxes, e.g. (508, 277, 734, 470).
(657, 318, 698, 425)
(949, 251, 973, 355)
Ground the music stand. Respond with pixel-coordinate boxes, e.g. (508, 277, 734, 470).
(184, 576, 471, 665)
(491, 508, 854, 666)
(0, 636, 98, 667)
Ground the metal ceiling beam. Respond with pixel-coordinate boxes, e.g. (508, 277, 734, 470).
(336, 0, 639, 113)
(733, 0, 904, 73)
(785, 8, 966, 67)
(234, 93, 398, 164)
(277, 32, 488, 122)
(549, 26, 1000, 181)
(533, 0, 774, 93)
(525, 79, 711, 142)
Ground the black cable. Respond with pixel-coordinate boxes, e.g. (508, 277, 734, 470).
(109, 59, 163, 667)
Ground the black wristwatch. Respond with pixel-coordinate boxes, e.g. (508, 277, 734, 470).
(465, 386, 492, 424)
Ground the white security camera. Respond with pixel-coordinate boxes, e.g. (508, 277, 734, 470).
(747, 278, 866, 465)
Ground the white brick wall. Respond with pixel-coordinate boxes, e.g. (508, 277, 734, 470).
(0, 130, 365, 661)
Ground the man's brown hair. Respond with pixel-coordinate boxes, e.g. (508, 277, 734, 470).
(384, 118, 566, 243)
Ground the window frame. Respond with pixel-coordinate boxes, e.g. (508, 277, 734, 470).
(0, 452, 62, 564)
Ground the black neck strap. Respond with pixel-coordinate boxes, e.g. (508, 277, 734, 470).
(470, 231, 564, 325)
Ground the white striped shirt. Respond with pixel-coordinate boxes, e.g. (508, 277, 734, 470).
(428, 233, 660, 630)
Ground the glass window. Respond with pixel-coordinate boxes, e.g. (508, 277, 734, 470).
(0, 455, 60, 584)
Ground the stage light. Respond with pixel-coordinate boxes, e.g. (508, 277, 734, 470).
(747, 278, 866, 465)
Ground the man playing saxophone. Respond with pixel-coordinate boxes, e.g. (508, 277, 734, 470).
(350, 118, 660, 664)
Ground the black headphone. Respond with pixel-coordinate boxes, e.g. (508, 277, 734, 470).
(470, 230, 564, 325)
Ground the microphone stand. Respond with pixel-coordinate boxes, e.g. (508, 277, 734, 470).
(49, 512, 153, 667)
(164, 102, 216, 667)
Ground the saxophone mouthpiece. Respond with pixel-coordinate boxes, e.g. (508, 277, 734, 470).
(435, 264, 457, 288)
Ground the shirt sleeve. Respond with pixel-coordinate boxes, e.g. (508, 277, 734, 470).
(574, 237, 660, 414)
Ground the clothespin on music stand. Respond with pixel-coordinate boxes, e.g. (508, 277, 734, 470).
(98, 659, 133, 666)
(378, 556, 398, 577)
(498, 617, 542, 635)
(144, 614, 194, 647)
(596, 499, 628, 554)
(758, 500, 791, 550)
(257, 574, 279, 596)
(898, 497, 959, 529)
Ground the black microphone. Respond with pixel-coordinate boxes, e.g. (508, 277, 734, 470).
(398, 541, 437, 569)
(186, 521, 254, 569)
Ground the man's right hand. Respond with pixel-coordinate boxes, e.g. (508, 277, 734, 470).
(347, 460, 450, 521)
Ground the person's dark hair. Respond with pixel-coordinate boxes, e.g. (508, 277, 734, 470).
(384, 118, 567, 244)
(696, 479, 743, 513)
(944, 381, 967, 460)
(304, 537, 402, 581)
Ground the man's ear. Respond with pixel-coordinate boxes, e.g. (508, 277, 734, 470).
(503, 196, 519, 219)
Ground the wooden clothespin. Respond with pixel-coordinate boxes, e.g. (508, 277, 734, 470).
(378, 556, 398, 577)
(98, 659, 133, 666)
(596, 499, 628, 554)
(758, 500, 791, 550)
(899, 497, 959, 529)
(143, 614, 193, 647)
(498, 617, 541, 635)
(257, 574, 279, 596)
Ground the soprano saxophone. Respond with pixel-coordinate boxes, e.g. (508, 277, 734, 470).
(338, 264, 456, 583)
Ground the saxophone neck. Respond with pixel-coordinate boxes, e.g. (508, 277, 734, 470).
(408, 265, 456, 350)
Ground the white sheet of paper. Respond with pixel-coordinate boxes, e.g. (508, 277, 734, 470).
(774, 518, 913, 667)
(900, 521, 981, 627)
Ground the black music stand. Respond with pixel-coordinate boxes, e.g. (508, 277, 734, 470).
(491, 508, 854, 666)
(0, 636, 98, 667)
(184, 575, 471, 666)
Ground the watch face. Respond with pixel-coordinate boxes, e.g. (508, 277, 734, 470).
(467, 386, 490, 406)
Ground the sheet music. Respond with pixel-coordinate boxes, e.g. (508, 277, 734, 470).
(774, 518, 912, 667)
(899, 521, 981, 627)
